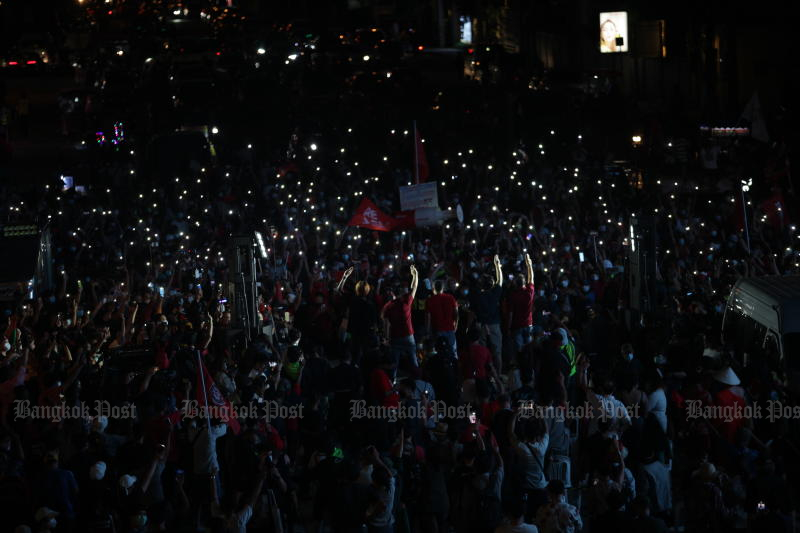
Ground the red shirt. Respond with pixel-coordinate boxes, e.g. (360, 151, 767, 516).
(508, 283, 535, 329)
(466, 343, 492, 379)
(713, 388, 745, 442)
(426, 293, 458, 332)
(382, 294, 414, 338)
(369, 368, 399, 408)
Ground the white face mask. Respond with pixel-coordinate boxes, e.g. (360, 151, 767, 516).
(561, 280, 569, 287)
(625, 352, 634, 361)
(47, 518, 58, 529)
(2, 342, 11, 352)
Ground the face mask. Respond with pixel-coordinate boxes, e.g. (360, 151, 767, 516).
(471, 272, 479, 280)
(132, 514, 147, 528)
(539, 290, 545, 297)
(424, 279, 432, 290)
(551, 294, 558, 302)
(714, 304, 724, 313)
(711, 230, 717, 237)
(469, 261, 477, 268)
(563, 245, 571, 252)
(592, 274, 599, 281)
(65, 319, 72, 327)
(342, 254, 349, 261)
(462, 289, 469, 296)
(582, 285, 590, 293)
(287, 293, 297, 303)
(707, 254, 713, 261)
(625, 352, 634, 361)
(678, 238, 685, 245)
(49, 296, 56, 303)
(2, 342, 10, 352)
(378, 255, 385, 262)
(47, 518, 58, 529)
(561, 280, 569, 287)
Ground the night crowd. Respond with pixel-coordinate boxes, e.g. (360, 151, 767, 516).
(1, 28, 799, 533)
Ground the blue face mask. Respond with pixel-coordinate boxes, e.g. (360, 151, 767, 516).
(49, 296, 56, 303)
(342, 254, 349, 261)
(462, 289, 469, 296)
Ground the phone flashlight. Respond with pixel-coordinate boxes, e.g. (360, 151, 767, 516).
(579, 252, 585, 262)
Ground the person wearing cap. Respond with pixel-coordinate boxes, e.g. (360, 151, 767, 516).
(711, 366, 746, 443)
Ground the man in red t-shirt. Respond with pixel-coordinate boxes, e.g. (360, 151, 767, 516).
(369, 355, 400, 408)
(426, 280, 459, 356)
(381, 265, 419, 375)
(507, 253, 535, 354)
(464, 327, 502, 384)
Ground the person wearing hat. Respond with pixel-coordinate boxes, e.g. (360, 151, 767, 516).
(711, 366, 746, 443)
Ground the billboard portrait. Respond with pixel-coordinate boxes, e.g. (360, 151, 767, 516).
(599, 12, 628, 53)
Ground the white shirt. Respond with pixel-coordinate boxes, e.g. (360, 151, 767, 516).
(515, 435, 549, 490)
(369, 476, 396, 527)
(641, 460, 672, 513)
(189, 422, 227, 474)
(232, 504, 253, 533)
(646, 388, 668, 433)
(587, 391, 631, 436)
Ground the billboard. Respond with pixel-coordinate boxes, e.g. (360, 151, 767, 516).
(599, 12, 628, 53)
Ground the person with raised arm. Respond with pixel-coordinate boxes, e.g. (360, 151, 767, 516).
(381, 265, 419, 374)
(507, 253, 536, 355)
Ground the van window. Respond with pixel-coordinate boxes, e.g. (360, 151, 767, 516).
(724, 310, 767, 357)
(784, 333, 800, 371)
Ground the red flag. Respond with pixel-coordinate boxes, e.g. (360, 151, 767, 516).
(347, 198, 396, 231)
(415, 129, 429, 183)
(196, 356, 241, 435)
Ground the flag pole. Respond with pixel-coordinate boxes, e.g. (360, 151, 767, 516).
(197, 350, 213, 436)
(413, 120, 419, 184)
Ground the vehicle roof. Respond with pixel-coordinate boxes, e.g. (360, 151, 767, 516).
(731, 276, 800, 332)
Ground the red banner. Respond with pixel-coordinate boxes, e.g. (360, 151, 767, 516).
(196, 356, 241, 435)
(347, 198, 396, 231)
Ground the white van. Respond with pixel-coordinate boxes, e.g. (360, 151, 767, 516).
(722, 276, 800, 373)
